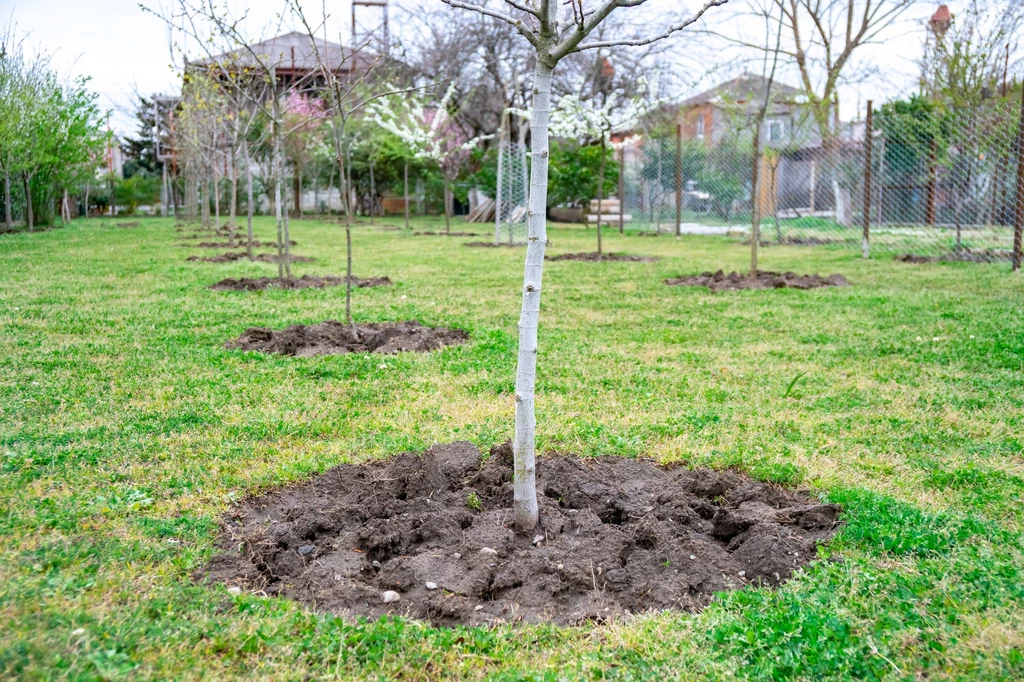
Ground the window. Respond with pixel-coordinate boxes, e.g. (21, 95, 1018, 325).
(696, 115, 705, 139)
(768, 120, 784, 143)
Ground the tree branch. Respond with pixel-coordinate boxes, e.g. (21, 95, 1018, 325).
(569, 0, 729, 52)
(438, 0, 540, 47)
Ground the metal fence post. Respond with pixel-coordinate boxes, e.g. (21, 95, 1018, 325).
(1014, 86, 1024, 272)
(675, 123, 682, 238)
(863, 100, 873, 259)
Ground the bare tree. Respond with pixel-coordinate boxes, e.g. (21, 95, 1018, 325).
(440, 0, 726, 531)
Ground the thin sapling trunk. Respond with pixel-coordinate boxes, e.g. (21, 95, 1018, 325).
(597, 136, 605, 257)
(404, 160, 410, 230)
(244, 142, 255, 261)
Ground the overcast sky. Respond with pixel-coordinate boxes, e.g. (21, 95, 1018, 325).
(1, 0, 957, 137)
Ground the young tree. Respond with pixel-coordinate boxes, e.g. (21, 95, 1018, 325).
(368, 82, 491, 233)
(440, 0, 725, 530)
(549, 75, 655, 256)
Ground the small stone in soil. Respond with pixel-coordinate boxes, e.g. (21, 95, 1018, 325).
(426, 582, 438, 591)
(297, 545, 314, 555)
(381, 591, 401, 603)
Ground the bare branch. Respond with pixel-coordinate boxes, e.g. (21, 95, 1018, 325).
(570, 0, 729, 52)
(437, 0, 541, 47)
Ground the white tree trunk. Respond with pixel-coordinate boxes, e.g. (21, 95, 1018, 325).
(512, 60, 553, 532)
(404, 160, 410, 230)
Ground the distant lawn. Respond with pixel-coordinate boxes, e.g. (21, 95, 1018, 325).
(1, 214, 1023, 680)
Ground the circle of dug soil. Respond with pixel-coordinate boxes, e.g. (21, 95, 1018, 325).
(225, 320, 467, 356)
(200, 441, 842, 627)
(210, 275, 392, 292)
(665, 270, 850, 292)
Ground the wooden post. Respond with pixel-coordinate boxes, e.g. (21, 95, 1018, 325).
(926, 137, 938, 226)
(617, 145, 625, 234)
(862, 100, 873, 259)
(675, 123, 682, 238)
(1013, 85, 1024, 272)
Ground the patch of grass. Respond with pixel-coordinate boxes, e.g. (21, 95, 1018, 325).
(1, 214, 1023, 679)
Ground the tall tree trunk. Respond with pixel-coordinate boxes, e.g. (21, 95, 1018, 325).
(4, 171, 12, 230)
(404, 160, 410, 230)
(369, 161, 376, 219)
(273, 125, 285, 279)
(213, 175, 221, 234)
(294, 165, 301, 215)
(597, 137, 605, 256)
(229, 155, 238, 247)
(244, 142, 255, 261)
(444, 180, 451, 234)
(512, 60, 553, 532)
(22, 172, 33, 231)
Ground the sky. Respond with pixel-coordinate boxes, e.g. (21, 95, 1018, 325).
(0, 0, 958, 137)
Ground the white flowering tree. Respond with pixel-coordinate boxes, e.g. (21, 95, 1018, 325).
(439, 0, 725, 531)
(368, 83, 491, 233)
(549, 75, 657, 256)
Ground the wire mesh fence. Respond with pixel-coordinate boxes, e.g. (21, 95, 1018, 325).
(492, 141, 529, 244)
(616, 93, 1023, 267)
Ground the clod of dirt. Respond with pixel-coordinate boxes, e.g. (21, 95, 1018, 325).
(546, 252, 659, 262)
(185, 252, 314, 264)
(200, 441, 841, 627)
(895, 250, 1012, 263)
(665, 270, 850, 292)
(226, 320, 467, 356)
(894, 254, 938, 263)
(462, 241, 527, 248)
(412, 231, 480, 237)
(747, 236, 841, 247)
(184, 240, 297, 248)
(211, 275, 392, 292)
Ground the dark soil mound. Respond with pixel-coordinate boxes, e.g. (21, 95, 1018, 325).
(253, 253, 315, 264)
(666, 270, 850, 292)
(894, 254, 938, 264)
(412, 231, 480, 237)
(546, 252, 659, 262)
(185, 252, 314, 264)
(896, 249, 1012, 263)
(211, 275, 392, 292)
(463, 241, 527, 248)
(226, 320, 467, 357)
(748, 237, 841, 247)
(200, 441, 841, 627)
(185, 240, 296, 248)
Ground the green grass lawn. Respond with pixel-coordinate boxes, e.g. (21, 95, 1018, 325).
(1, 215, 1023, 680)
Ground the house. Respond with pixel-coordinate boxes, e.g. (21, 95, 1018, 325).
(676, 74, 819, 150)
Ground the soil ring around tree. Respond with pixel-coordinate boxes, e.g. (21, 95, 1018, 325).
(181, 240, 297, 249)
(546, 252, 659, 263)
(199, 441, 842, 627)
(411, 231, 481, 237)
(462, 241, 527, 248)
(226, 320, 467, 357)
(211, 275, 392, 292)
(895, 250, 1012, 264)
(746, 236, 842, 247)
(665, 270, 850, 292)
(185, 252, 315, 264)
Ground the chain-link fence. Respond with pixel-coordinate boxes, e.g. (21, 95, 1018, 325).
(492, 141, 529, 243)
(616, 93, 1023, 266)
